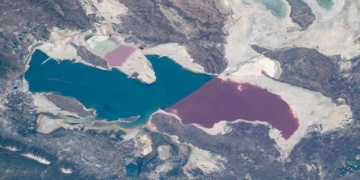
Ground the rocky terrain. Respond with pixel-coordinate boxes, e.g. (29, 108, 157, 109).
(286, 0, 316, 30)
(251, 45, 339, 98)
(251, 45, 360, 121)
(115, 0, 228, 73)
(44, 94, 96, 118)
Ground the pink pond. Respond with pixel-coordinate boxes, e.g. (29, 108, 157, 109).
(104, 45, 136, 66)
(166, 78, 299, 139)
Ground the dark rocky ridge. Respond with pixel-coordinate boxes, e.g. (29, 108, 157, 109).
(285, 0, 316, 30)
(77, 46, 109, 70)
(44, 93, 96, 118)
(116, 0, 228, 74)
(251, 45, 338, 97)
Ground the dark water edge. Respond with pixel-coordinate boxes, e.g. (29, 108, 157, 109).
(25, 50, 213, 127)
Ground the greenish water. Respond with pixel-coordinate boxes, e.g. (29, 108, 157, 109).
(317, 0, 334, 9)
(70, 43, 78, 49)
(260, 0, 287, 18)
(84, 34, 94, 41)
(25, 50, 212, 127)
(91, 39, 118, 57)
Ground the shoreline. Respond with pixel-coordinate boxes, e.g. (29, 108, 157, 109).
(142, 43, 212, 75)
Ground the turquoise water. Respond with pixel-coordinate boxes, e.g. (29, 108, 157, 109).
(25, 50, 213, 127)
(260, 0, 287, 18)
(126, 163, 139, 178)
(317, 0, 334, 9)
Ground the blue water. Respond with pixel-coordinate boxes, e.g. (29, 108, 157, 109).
(25, 50, 213, 127)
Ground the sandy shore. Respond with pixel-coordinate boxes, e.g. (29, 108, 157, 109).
(116, 49, 156, 84)
(36, 114, 65, 134)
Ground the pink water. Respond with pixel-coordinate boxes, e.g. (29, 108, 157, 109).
(167, 78, 299, 139)
(104, 45, 136, 66)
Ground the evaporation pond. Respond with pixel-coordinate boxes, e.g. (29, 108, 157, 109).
(260, 0, 287, 18)
(166, 79, 299, 139)
(25, 50, 213, 127)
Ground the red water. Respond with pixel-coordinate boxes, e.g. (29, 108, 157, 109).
(166, 78, 299, 139)
(104, 45, 136, 66)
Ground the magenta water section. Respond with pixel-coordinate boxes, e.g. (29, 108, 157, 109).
(104, 45, 136, 66)
(166, 78, 299, 139)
